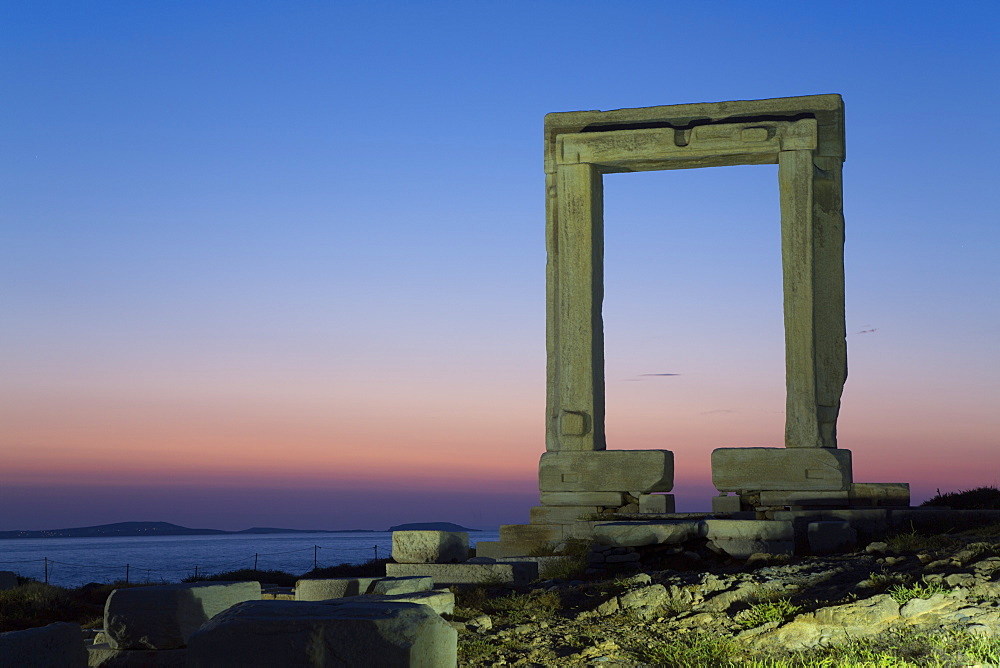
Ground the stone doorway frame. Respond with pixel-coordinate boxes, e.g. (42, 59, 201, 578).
(544, 94, 847, 455)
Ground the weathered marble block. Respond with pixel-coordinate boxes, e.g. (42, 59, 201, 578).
(538, 450, 673, 493)
(186, 600, 456, 668)
(0, 622, 87, 668)
(295, 577, 383, 601)
(711, 447, 852, 491)
(104, 581, 260, 650)
(391, 531, 469, 564)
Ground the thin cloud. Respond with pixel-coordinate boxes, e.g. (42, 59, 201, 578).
(857, 328, 878, 334)
(640, 373, 680, 377)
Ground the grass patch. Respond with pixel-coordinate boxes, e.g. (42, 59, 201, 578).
(183, 568, 298, 587)
(630, 631, 738, 666)
(481, 589, 561, 624)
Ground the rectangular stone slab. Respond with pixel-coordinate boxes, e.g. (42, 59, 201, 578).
(384, 562, 538, 586)
(538, 450, 673, 492)
(540, 491, 625, 506)
(711, 447, 852, 492)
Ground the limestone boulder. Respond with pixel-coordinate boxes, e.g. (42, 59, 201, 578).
(362, 590, 455, 617)
(186, 599, 457, 668)
(368, 576, 434, 596)
(295, 578, 382, 601)
(752, 594, 899, 650)
(0, 622, 87, 668)
(104, 581, 261, 650)
(391, 531, 469, 564)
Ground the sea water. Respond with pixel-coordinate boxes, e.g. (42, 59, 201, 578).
(0, 530, 501, 589)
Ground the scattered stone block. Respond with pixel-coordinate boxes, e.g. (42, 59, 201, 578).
(88, 643, 186, 666)
(712, 495, 743, 513)
(104, 581, 261, 650)
(773, 509, 890, 542)
(711, 447, 852, 491)
(0, 571, 18, 591)
(594, 521, 701, 547)
(385, 562, 538, 586)
(186, 600, 456, 668)
(363, 590, 455, 617)
(709, 539, 795, 559)
(368, 576, 434, 596)
(538, 450, 673, 492)
(702, 519, 794, 542)
(807, 521, 857, 554)
(850, 483, 910, 507)
(540, 491, 624, 506)
(392, 531, 469, 564)
(530, 505, 601, 524)
(473, 540, 538, 559)
(295, 578, 382, 601)
(638, 494, 675, 514)
(0, 622, 87, 668)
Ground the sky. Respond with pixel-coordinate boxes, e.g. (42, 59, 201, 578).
(1, 1, 997, 531)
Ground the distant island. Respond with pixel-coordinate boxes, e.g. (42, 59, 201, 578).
(387, 522, 479, 532)
(0, 520, 482, 539)
(0, 521, 377, 540)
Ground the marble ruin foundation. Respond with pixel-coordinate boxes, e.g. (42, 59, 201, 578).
(479, 94, 909, 558)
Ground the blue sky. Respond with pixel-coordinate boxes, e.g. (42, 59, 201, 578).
(1, 1, 997, 530)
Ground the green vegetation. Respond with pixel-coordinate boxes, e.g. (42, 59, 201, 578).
(630, 631, 739, 666)
(737, 598, 802, 628)
(921, 485, 1000, 510)
(885, 528, 958, 552)
(887, 581, 947, 605)
(0, 581, 105, 633)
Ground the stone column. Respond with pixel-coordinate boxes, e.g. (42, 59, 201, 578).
(778, 150, 847, 448)
(545, 162, 606, 451)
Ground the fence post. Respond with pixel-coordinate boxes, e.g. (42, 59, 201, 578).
(254, 553, 258, 572)
(314, 545, 318, 570)
(44, 557, 48, 584)
(374, 545, 378, 561)
(194, 565, 199, 579)
(125, 563, 130, 584)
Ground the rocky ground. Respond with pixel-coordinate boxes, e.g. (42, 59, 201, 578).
(449, 523, 1000, 666)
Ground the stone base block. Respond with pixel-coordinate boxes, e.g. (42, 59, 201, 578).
(186, 600, 456, 668)
(701, 519, 794, 542)
(539, 450, 673, 492)
(295, 578, 382, 601)
(88, 643, 186, 666)
(850, 483, 910, 507)
(540, 491, 625, 506)
(807, 521, 857, 554)
(712, 495, 743, 513)
(385, 562, 538, 586)
(104, 581, 261, 650)
(759, 490, 850, 507)
(773, 509, 890, 542)
(639, 494, 675, 514)
(0, 622, 87, 668)
(708, 539, 795, 560)
(500, 521, 596, 543)
(530, 505, 601, 524)
(391, 531, 469, 564)
(711, 447, 852, 492)
(594, 521, 701, 547)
